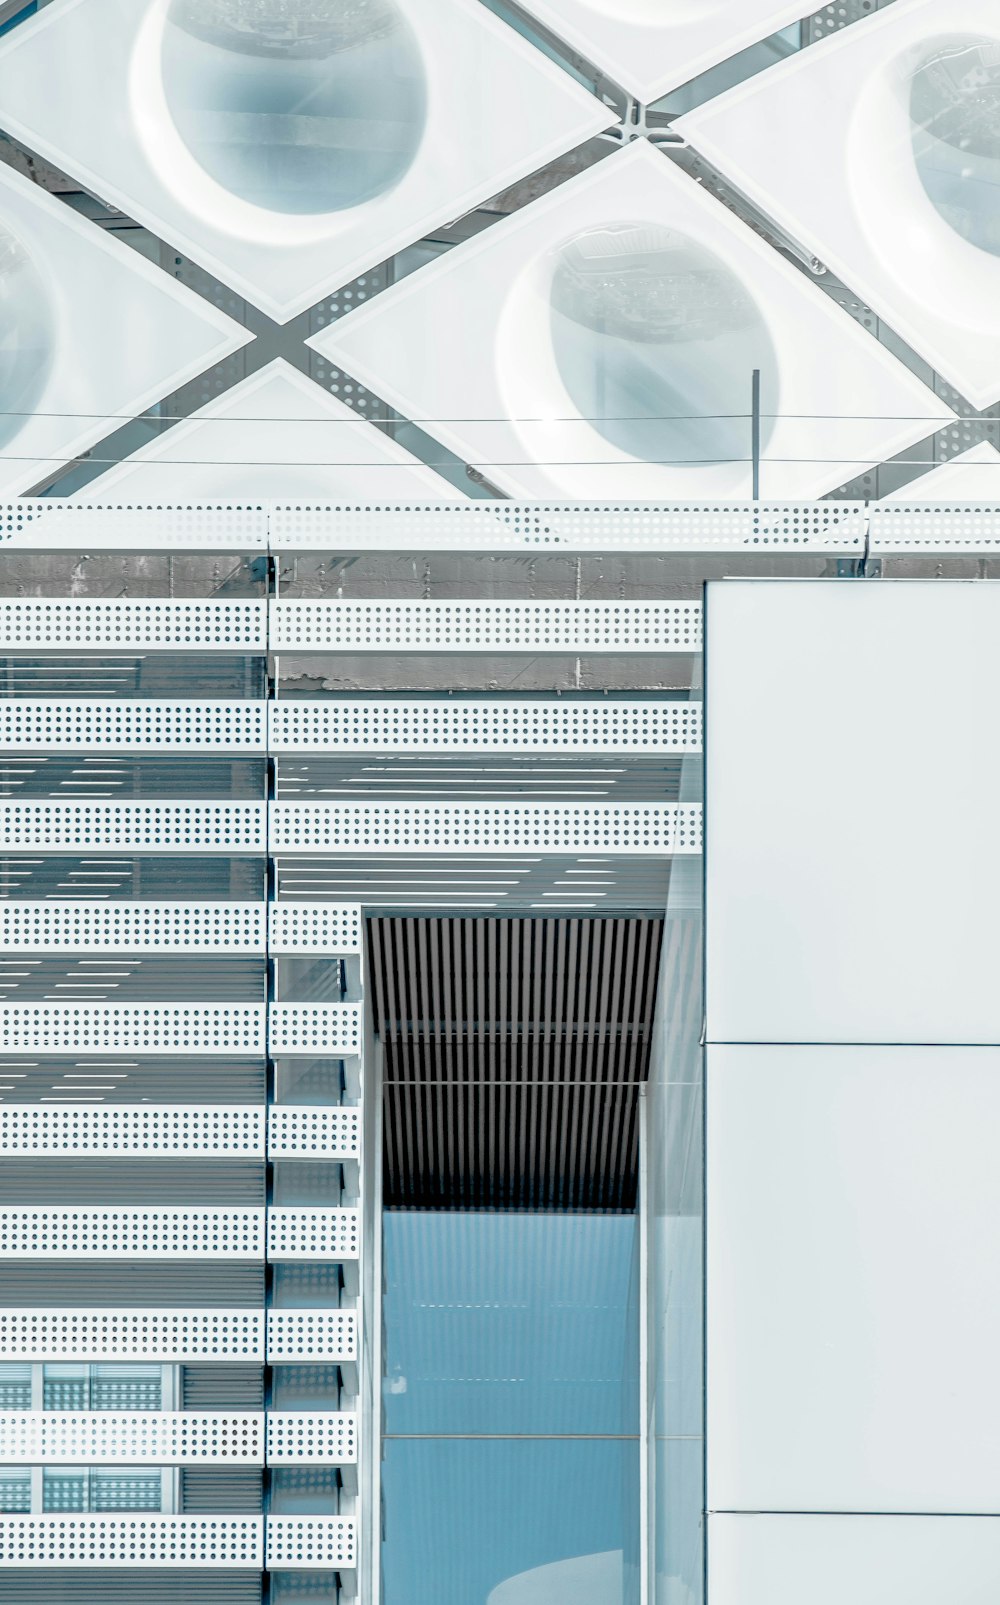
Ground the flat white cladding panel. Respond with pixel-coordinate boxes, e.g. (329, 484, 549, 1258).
(266, 1412, 357, 1466)
(0, 700, 266, 752)
(0, 803, 266, 855)
(709, 1515, 1000, 1605)
(0, 1514, 263, 1567)
(0, 1309, 264, 1363)
(267, 1208, 360, 1263)
(708, 1044, 1000, 1514)
(268, 1107, 360, 1162)
(0, 901, 265, 953)
(870, 504, 1000, 554)
(271, 802, 701, 856)
(265, 1516, 356, 1571)
(268, 1005, 363, 1059)
(268, 902, 362, 955)
(0, 1106, 264, 1157)
(0, 599, 266, 652)
(0, 502, 268, 551)
(705, 581, 1000, 1044)
(269, 502, 866, 553)
(0, 1208, 263, 1259)
(0, 1411, 262, 1464)
(270, 697, 702, 753)
(271, 599, 701, 654)
(0, 1005, 265, 1056)
(266, 1310, 357, 1367)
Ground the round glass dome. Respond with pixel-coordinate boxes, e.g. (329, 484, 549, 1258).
(549, 223, 777, 469)
(909, 33, 1000, 256)
(0, 226, 53, 452)
(162, 0, 426, 214)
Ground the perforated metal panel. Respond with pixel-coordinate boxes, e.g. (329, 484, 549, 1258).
(267, 1109, 360, 1163)
(266, 1311, 357, 1368)
(0, 1108, 264, 1157)
(0, 1209, 264, 1260)
(270, 600, 701, 654)
(0, 503, 267, 551)
(270, 803, 701, 856)
(0, 1006, 265, 1056)
(268, 1006, 363, 1059)
(0, 601, 266, 654)
(0, 804, 266, 855)
(869, 505, 1000, 553)
(0, 702, 266, 752)
(268, 904, 362, 956)
(0, 1515, 263, 1567)
(0, 1310, 264, 1363)
(268, 502, 866, 552)
(265, 1413, 357, 1467)
(269, 698, 701, 753)
(0, 903, 265, 954)
(264, 1517, 355, 1571)
(266, 1210, 360, 1264)
(0, 1412, 263, 1464)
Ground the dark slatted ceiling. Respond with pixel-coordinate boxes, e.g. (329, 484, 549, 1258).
(369, 916, 663, 1212)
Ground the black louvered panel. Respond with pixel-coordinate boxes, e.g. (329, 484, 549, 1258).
(2, 1573, 261, 1604)
(181, 1364, 264, 1409)
(0, 1160, 265, 1206)
(383, 1082, 640, 1211)
(0, 1264, 265, 1306)
(180, 1467, 264, 1513)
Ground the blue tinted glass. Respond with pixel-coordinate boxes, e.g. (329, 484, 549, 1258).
(382, 1437, 640, 1605)
(383, 1210, 640, 1435)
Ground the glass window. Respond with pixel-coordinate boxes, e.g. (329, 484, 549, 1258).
(0, 1364, 31, 1409)
(43, 1470, 87, 1512)
(0, 1470, 31, 1513)
(91, 1471, 162, 1511)
(42, 1363, 88, 1411)
(91, 1365, 161, 1411)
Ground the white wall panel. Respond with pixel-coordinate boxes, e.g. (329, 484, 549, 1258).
(0, 1208, 263, 1260)
(270, 802, 701, 856)
(268, 1004, 363, 1059)
(266, 1412, 357, 1467)
(0, 1514, 263, 1568)
(0, 1411, 262, 1465)
(710, 1515, 1000, 1605)
(708, 1043, 1000, 1514)
(266, 1311, 357, 1368)
(0, 1309, 264, 1363)
(265, 1517, 356, 1572)
(268, 1108, 360, 1163)
(705, 580, 1000, 1044)
(266, 1208, 360, 1264)
(0, 901, 264, 954)
(0, 1105, 263, 1157)
(0, 803, 265, 856)
(0, 700, 265, 751)
(0, 598, 265, 653)
(0, 501, 268, 551)
(0, 1004, 264, 1056)
(268, 902, 362, 956)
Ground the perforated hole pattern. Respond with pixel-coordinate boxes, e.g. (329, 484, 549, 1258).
(0, 701, 266, 751)
(267, 1108, 360, 1161)
(266, 1412, 357, 1465)
(265, 1515, 355, 1569)
(0, 1514, 263, 1566)
(0, 601, 266, 652)
(0, 1412, 263, 1464)
(0, 1209, 264, 1260)
(268, 1005, 363, 1057)
(0, 805, 266, 854)
(0, 902, 265, 953)
(0, 1005, 265, 1056)
(270, 600, 702, 654)
(270, 699, 702, 753)
(0, 1310, 264, 1363)
(268, 903, 362, 956)
(0, 1107, 265, 1156)
(266, 1311, 357, 1366)
(269, 803, 702, 856)
(266, 1209, 360, 1263)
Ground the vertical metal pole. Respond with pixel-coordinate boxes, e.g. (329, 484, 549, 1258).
(751, 368, 761, 501)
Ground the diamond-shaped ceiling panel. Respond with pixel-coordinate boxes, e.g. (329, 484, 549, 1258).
(77, 359, 461, 501)
(677, 0, 1000, 408)
(515, 0, 817, 104)
(884, 442, 1000, 501)
(0, 0, 617, 323)
(313, 141, 950, 501)
(0, 159, 250, 497)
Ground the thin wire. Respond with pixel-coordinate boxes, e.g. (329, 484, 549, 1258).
(0, 454, 986, 467)
(0, 409, 967, 423)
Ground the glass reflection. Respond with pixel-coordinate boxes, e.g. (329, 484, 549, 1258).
(162, 0, 426, 213)
(909, 34, 1000, 257)
(0, 225, 52, 451)
(549, 223, 777, 469)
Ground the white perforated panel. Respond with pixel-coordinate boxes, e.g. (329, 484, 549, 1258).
(0, 599, 266, 653)
(266, 1412, 357, 1467)
(0, 804, 266, 855)
(0, 902, 265, 954)
(0, 1208, 263, 1260)
(265, 1516, 355, 1571)
(0, 700, 265, 751)
(268, 1108, 360, 1162)
(0, 1515, 263, 1567)
(269, 501, 866, 552)
(0, 1106, 264, 1157)
(268, 1005, 363, 1059)
(0, 1005, 265, 1057)
(0, 1309, 264, 1363)
(270, 803, 702, 856)
(268, 902, 363, 956)
(869, 505, 1000, 553)
(270, 600, 701, 654)
(270, 698, 702, 753)
(0, 1411, 263, 1464)
(266, 1310, 357, 1367)
(267, 1208, 360, 1264)
(0, 501, 268, 551)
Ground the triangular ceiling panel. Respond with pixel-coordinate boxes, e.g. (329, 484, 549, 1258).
(0, 0, 617, 322)
(313, 141, 951, 501)
(884, 443, 1000, 501)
